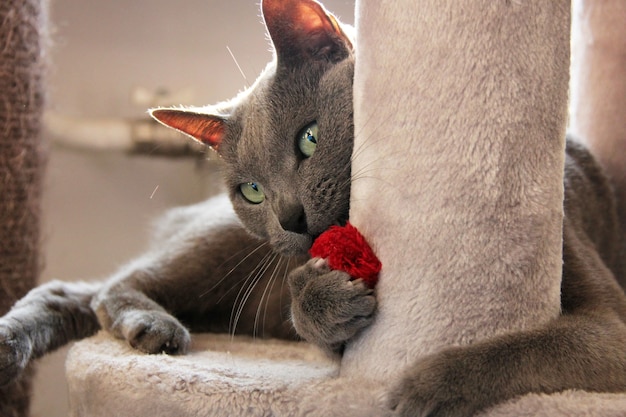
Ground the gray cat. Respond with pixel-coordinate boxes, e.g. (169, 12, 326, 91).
(0, 0, 362, 381)
(1, 1, 625, 416)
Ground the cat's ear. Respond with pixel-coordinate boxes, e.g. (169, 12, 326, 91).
(262, 0, 353, 65)
(150, 108, 225, 151)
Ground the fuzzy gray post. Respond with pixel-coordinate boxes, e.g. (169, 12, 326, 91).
(0, 0, 47, 416)
(344, 0, 570, 382)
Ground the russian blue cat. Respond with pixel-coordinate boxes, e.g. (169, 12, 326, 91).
(1, 1, 625, 416)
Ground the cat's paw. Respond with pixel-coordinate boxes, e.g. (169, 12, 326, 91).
(288, 258, 376, 352)
(119, 310, 191, 355)
(0, 325, 31, 386)
(388, 348, 487, 417)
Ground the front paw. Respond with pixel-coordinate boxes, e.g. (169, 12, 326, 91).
(0, 325, 31, 386)
(116, 310, 190, 355)
(388, 348, 484, 417)
(288, 258, 376, 351)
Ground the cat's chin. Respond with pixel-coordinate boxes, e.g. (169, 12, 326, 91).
(271, 233, 314, 257)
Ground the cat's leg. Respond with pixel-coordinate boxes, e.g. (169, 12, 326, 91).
(288, 258, 376, 353)
(92, 242, 294, 354)
(388, 311, 626, 417)
(0, 280, 100, 386)
(388, 223, 626, 417)
(92, 199, 295, 354)
(92, 274, 192, 355)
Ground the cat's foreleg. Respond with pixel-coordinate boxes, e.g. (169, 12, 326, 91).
(0, 280, 100, 386)
(92, 273, 192, 355)
(288, 258, 376, 354)
(89, 198, 248, 355)
(91, 209, 289, 354)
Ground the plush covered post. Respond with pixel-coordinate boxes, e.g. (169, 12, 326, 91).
(343, 0, 569, 382)
(0, 0, 47, 415)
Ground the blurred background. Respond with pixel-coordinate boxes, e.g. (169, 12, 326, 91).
(35, 0, 354, 415)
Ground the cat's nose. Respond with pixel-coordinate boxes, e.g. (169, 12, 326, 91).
(279, 206, 308, 234)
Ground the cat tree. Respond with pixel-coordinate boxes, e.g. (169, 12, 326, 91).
(66, 0, 626, 415)
(0, 0, 47, 416)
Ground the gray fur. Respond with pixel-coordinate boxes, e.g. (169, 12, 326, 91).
(289, 258, 375, 353)
(0, 1, 625, 416)
(0, 0, 363, 386)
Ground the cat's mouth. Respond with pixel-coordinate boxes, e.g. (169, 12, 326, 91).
(270, 205, 349, 257)
(275, 219, 349, 258)
(272, 232, 315, 257)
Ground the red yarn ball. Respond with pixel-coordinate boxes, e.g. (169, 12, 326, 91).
(309, 222, 381, 288)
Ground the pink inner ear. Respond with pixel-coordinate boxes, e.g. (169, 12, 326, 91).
(295, 2, 326, 33)
(262, 0, 350, 61)
(294, 1, 345, 38)
(151, 109, 225, 150)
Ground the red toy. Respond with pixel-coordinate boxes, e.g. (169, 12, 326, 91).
(309, 222, 381, 288)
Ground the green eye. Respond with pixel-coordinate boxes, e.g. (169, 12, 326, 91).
(239, 182, 265, 204)
(297, 122, 318, 157)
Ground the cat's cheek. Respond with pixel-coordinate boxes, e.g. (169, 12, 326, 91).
(230, 203, 269, 240)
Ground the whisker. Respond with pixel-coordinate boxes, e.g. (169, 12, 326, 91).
(254, 256, 284, 338)
(349, 167, 402, 193)
(230, 251, 277, 337)
(226, 45, 249, 88)
(200, 240, 270, 299)
(348, 119, 409, 194)
(351, 127, 396, 166)
(353, 96, 388, 140)
(239, 252, 278, 338)
(228, 249, 273, 332)
(348, 156, 395, 184)
(350, 158, 403, 183)
(353, 106, 395, 153)
(279, 258, 293, 312)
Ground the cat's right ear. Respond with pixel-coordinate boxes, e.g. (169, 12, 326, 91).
(150, 108, 225, 151)
(262, 0, 353, 65)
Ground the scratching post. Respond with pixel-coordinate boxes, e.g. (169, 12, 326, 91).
(0, 0, 47, 416)
(344, 0, 569, 381)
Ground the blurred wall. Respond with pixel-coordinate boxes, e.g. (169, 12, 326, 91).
(35, 0, 354, 416)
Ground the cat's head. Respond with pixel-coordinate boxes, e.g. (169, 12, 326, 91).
(151, 0, 354, 256)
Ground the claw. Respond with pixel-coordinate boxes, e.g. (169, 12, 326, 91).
(312, 257, 328, 270)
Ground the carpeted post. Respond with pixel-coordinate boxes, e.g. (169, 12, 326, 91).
(0, 0, 47, 415)
(344, 0, 570, 382)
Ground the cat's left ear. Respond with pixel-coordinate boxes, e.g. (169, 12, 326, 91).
(150, 108, 225, 151)
(262, 0, 353, 65)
